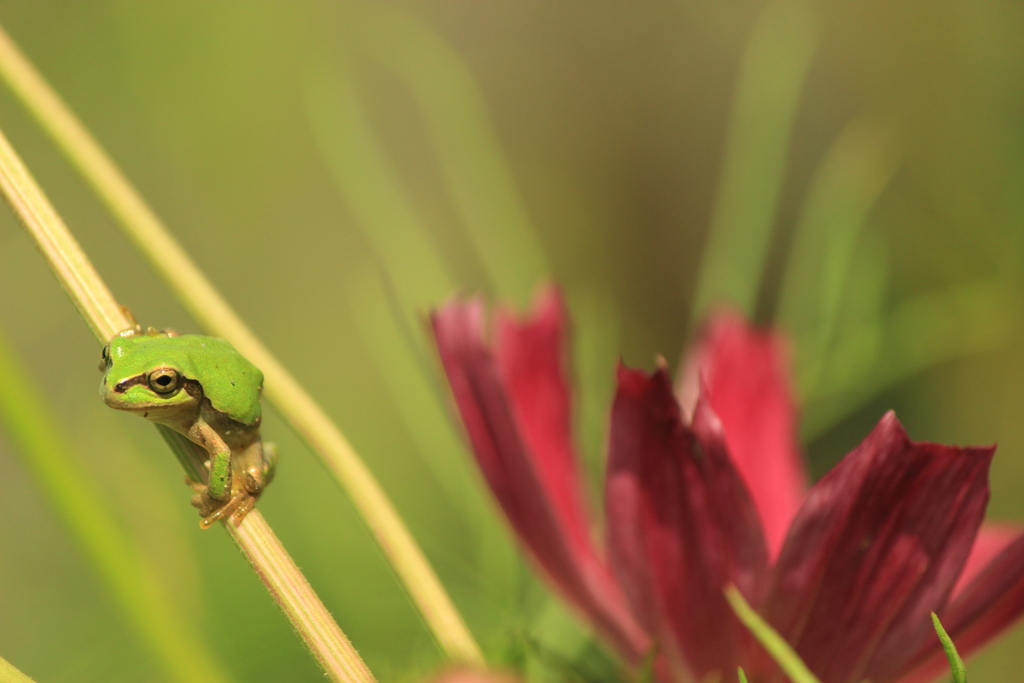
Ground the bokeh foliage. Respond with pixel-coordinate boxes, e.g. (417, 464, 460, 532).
(1, 1, 1023, 681)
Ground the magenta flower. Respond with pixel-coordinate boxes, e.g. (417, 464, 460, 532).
(430, 288, 1024, 683)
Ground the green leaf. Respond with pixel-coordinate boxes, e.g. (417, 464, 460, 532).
(691, 0, 818, 321)
(932, 612, 967, 683)
(724, 585, 821, 683)
(776, 115, 899, 402)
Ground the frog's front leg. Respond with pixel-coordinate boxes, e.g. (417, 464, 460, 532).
(187, 451, 241, 528)
(206, 448, 233, 501)
(184, 422, 242, 527)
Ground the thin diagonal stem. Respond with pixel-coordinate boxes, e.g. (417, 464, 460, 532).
(0, 653, 36, 683)
(229, 512, 374, 681)
(0, 116, 374, 683)
(0, 21, 482, 666)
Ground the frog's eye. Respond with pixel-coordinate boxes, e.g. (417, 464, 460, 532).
(147, 368, 181, 395)
(98, 346, 110, 373)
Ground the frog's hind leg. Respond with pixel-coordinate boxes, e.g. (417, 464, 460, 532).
(260, 442, 277, 488)
(222, 442, 276, 523)
(239, 440, 276, 496)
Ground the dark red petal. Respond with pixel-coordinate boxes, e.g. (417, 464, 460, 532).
(679, 310, 806, 560)
(606, 364, 768, 680)
(431, 291, 648, 661)
(887, 528, 1022, 682)
(758, 413, 993, 683)
(895, 530, 1024, 683)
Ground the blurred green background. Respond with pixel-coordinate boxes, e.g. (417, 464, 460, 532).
(1, 1, 1023, 681)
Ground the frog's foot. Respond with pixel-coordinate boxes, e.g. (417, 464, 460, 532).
(198, 491, 252, 529)
(185, 477, 245, 528)
(186, 477, 217, 512)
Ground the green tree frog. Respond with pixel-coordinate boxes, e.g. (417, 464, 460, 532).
(99, 329, 276, 527)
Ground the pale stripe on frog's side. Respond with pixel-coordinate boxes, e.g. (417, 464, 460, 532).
(100, 327, 276, 527)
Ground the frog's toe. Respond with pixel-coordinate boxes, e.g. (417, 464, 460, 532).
(199, 491, 253, 529)
(231, 495, 258, 522)
(199, 501, 234, 528)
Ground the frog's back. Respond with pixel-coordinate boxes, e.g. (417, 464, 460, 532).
(174, 336, 263, 425)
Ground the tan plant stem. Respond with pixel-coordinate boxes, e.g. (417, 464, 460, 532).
(0, 653, 36, 683)
(0, 22, 482, 666)
(229, 512, 375, 682)
(0, 118, 374, 683)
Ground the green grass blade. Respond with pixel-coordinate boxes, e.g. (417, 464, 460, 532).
(0, 330, 233, 683)
(305, 57, 454, 316)
(343, 0, 549, 305)
(691, 0, 818, 320)
(801, 277, 1016, 440)
(776, 115, 900, 399)
(932, 612, 967, 683)
(312, 0, 550, 308)
(724, 585, 821, 683)
(737, 667, 749, 683)
(306, 6, 551, 624)
(308, 50, 521, 620)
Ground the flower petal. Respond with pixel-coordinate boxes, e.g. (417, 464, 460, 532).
(606, 364, 768, 680)
(952, 523, 1021, 598)
(679, 310, 806, 560)
(493, 289, 594, 586)
(758, 413, 993, 683)
(895, 530, 1024, 683)
(431, 290, 648, 661)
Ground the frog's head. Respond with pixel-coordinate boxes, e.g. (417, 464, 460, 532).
(100, 335, 200, 419)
